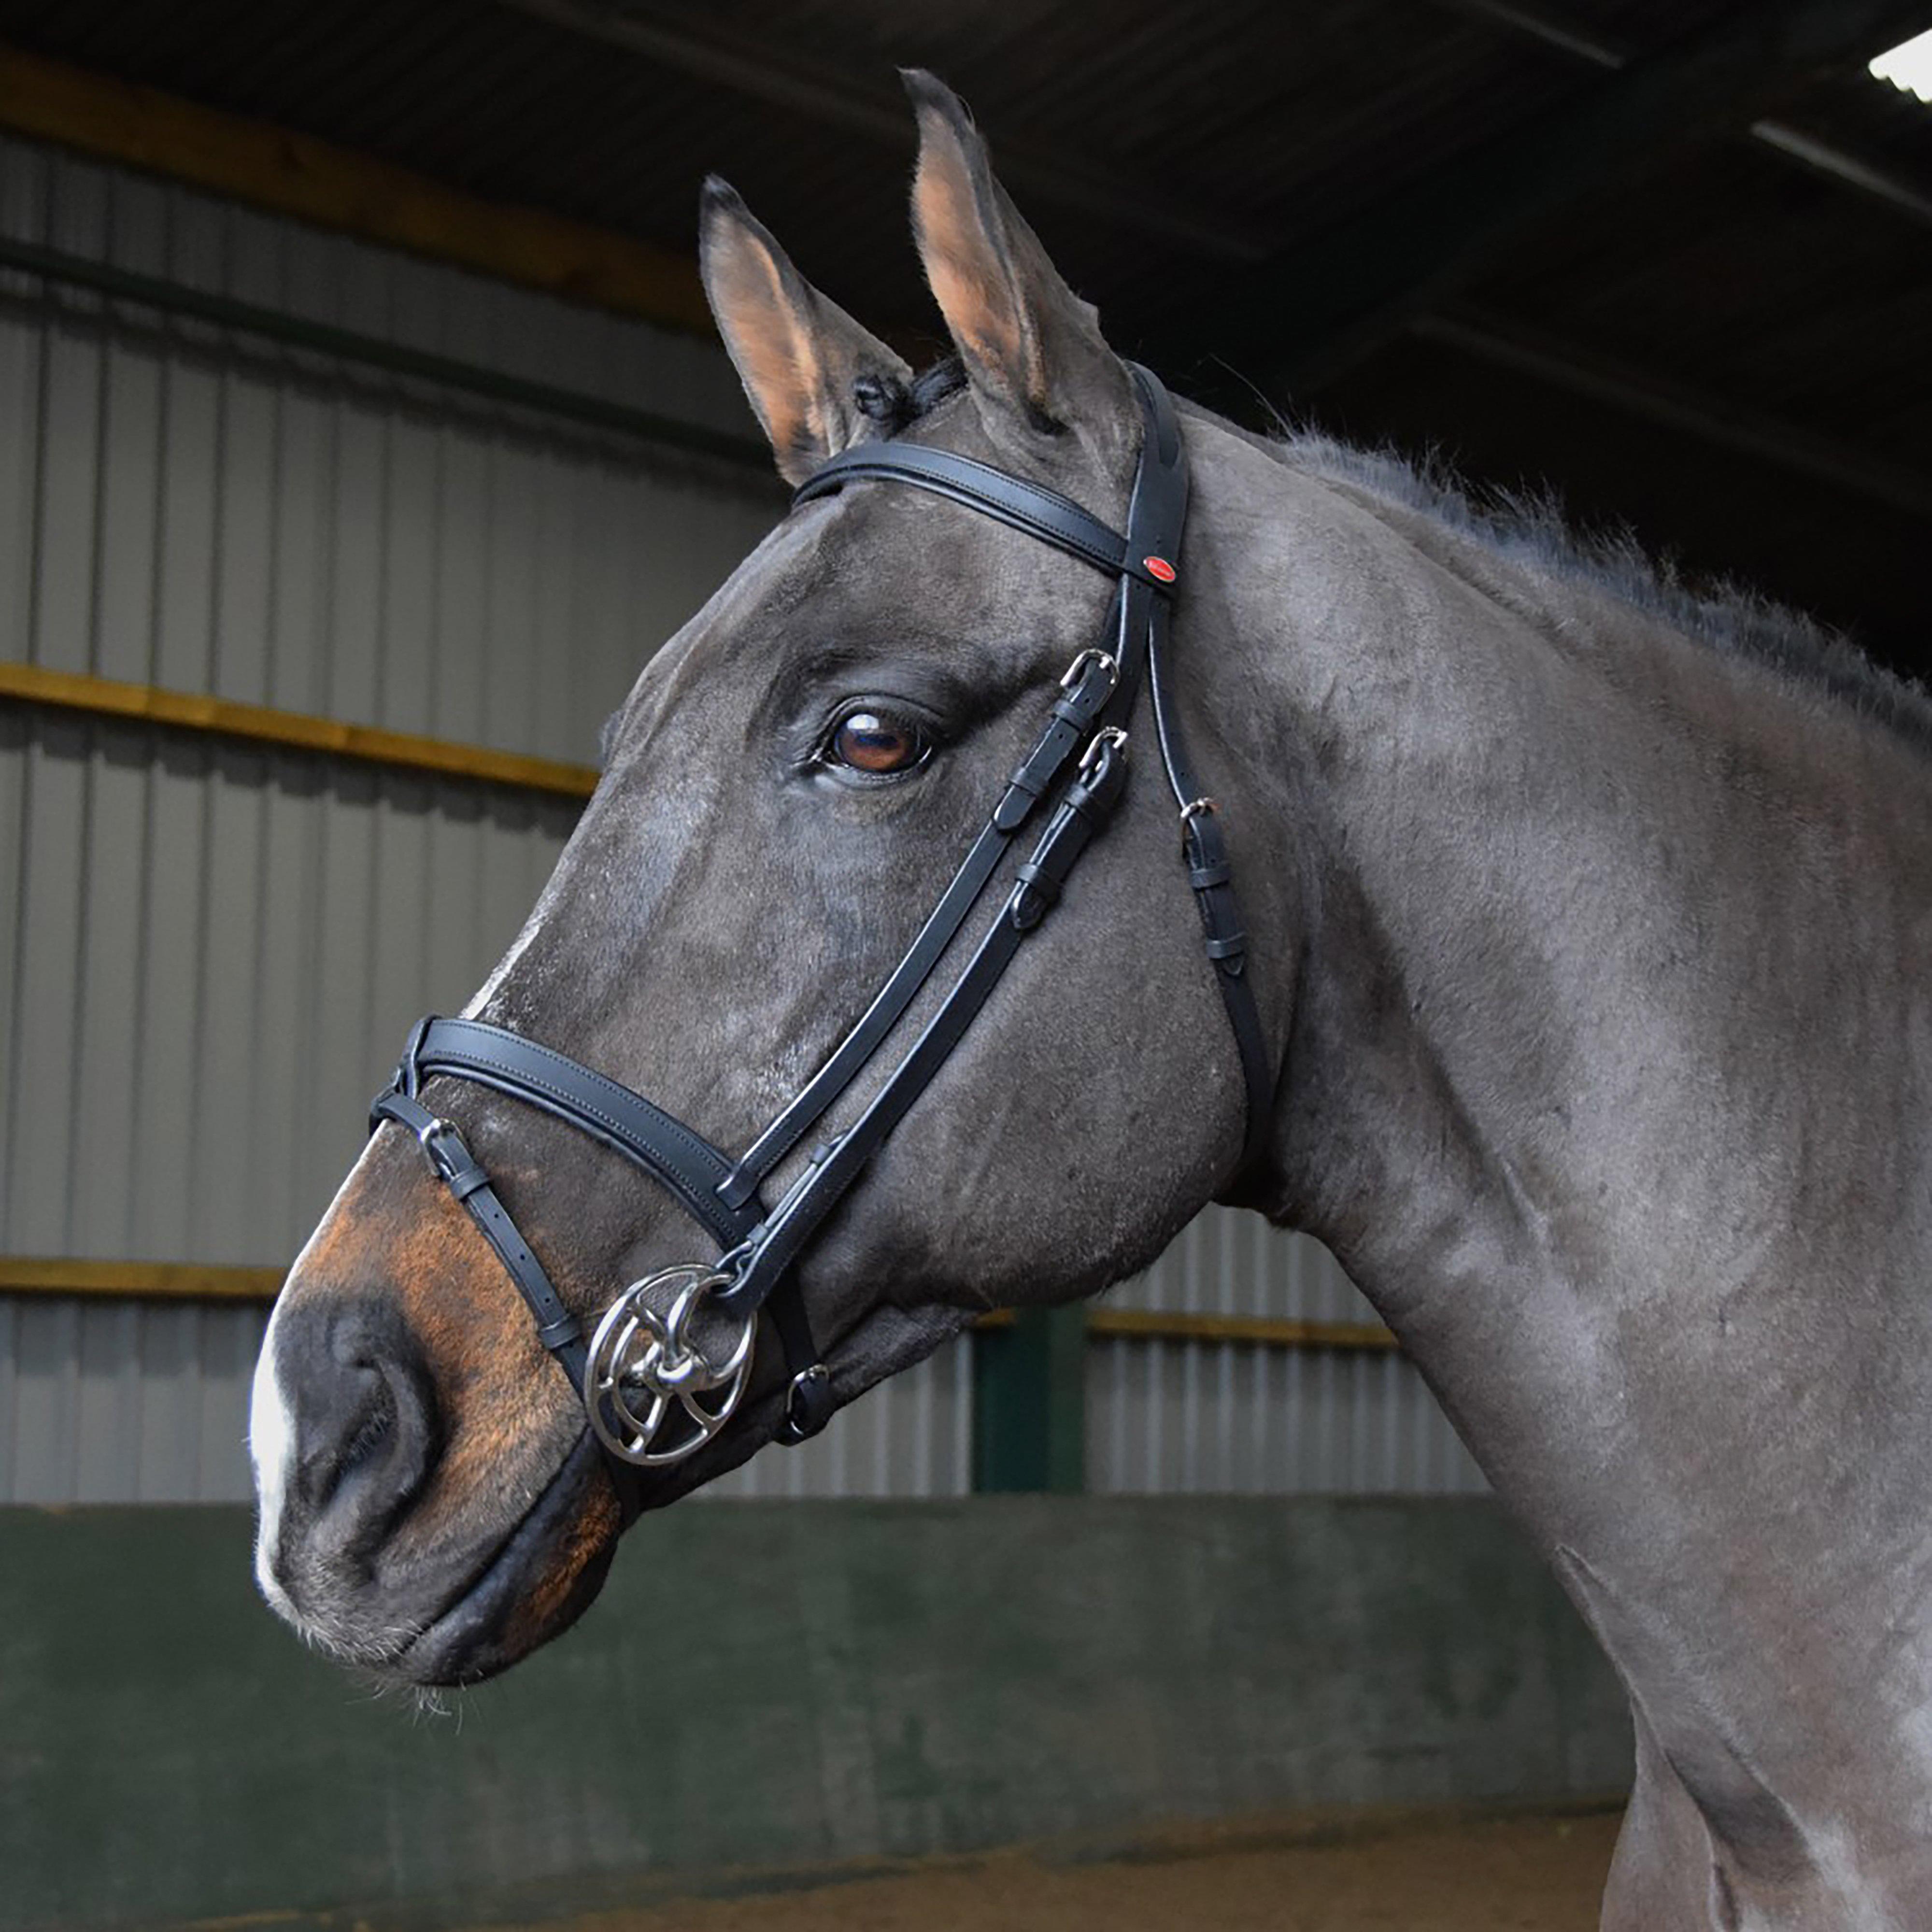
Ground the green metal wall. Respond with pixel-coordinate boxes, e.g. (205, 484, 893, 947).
(0, 1498, 1630, 1931)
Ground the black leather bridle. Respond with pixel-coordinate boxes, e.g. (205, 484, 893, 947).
(369, 364, 1270, 1510)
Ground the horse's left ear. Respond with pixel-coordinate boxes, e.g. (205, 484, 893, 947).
(700, 177, 913, 486)
(904, 70, 1135, 459)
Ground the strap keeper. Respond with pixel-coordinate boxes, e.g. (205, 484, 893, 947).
(716, 1164, 761, 1212)
(534, 1311, 583, 1353)
(1204, 931, 1247, 963)
(1010, 864, 1058, 930)
(994, 717, 1080, 832)
(397, 1014, 434, 1099)
(446, 1163, 491, 1203)
(1188, 859, 1231, 890)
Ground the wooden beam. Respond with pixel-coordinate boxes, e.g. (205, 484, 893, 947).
(0, 1258, 284, 1303)
(0, 1256, 1402, 1351)
(0, 41, 709, 333)
(0, 661, 600, 799)
(1086, 1307, 1401, 1352)
(980, 1307, 1398, 1351)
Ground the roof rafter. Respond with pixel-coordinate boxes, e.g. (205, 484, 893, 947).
(492, 0, 1272, 262)
(1433, 0, 1932, 229)
(1410, 307, 1932, 526)
(1177, 0, 1932, 404)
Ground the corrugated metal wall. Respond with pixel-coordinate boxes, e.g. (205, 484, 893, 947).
(0, 133, 1478, 1508)
(0, 133, 972, 1508)
(1093, 1211, 1487, 1495)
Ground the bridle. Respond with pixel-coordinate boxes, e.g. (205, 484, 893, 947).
(369, 363, 1271, 1511)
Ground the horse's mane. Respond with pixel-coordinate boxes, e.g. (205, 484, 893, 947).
(861, 356, 1932, 764)
(1275, 424, 1932, 764)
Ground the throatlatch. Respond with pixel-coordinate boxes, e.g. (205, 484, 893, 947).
(368, 364, 1270, 1505)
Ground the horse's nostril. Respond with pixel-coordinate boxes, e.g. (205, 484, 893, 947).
(279, 1299, 442, 1547)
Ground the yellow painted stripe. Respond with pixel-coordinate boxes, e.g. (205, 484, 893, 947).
(0, 661, 599, 799)
(1086, 1306, 1400, 1351)
(0, 1259, 1400, 1350)
(0, 1258, 285, 1303)
(0, 42, 710, 333)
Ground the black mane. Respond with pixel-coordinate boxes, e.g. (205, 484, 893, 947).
(1281, 426, 1932, 765)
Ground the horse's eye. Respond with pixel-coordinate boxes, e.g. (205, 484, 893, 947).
(829, 710, 929, 775)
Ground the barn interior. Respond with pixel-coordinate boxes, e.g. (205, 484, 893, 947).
(1, 4, 1928, 1928)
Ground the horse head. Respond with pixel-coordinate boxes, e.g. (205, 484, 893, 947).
(249, 73, 1279, 1685)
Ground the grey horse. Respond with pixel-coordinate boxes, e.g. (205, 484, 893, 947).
(250, 72, 1932, 1930)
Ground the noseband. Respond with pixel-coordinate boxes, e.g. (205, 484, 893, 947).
(369, 365, 1270, 1507)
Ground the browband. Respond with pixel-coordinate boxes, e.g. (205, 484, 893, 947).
(795, 441, 1177, 587)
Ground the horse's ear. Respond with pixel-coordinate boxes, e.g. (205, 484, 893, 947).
(699, 178, 913, 486)
(904, 71, 1133, 455)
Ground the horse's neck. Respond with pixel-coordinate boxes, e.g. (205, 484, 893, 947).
(1190, 414, 1932, 1760)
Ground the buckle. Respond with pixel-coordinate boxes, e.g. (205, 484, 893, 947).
(1079, 725, 1129, 781)
(1178, 795, 1217, 854)
(415, 1115, 465, 1181)
(777, 1364, 833, 1445)
(1059, 647, 1118, 696)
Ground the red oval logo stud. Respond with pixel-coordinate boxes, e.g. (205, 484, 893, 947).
(1144, 555, 1177, 583)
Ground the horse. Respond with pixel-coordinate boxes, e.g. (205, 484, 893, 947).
(249, 71, 1932, 1931)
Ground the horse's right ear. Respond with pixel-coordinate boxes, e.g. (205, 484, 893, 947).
(699, 178, 912, 486)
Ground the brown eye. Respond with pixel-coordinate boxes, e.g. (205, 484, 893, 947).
(830, 710, 928, 775)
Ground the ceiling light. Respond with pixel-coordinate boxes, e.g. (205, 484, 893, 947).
(1870, 27, 1932, 103)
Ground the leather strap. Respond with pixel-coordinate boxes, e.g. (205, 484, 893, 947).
(1149, 635, 1276, 1175)
(711, 367, 1200, 1317)
(370, 1086, 592, 1389)
(396, 1016, 758, 1250)
(795, 442, 1175, 587)
(716, 642, 1122, 1210)
(712, 729, 1134, 1317)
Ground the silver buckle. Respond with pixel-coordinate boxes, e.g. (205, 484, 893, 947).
(415, 1116, 463, 1179)
(1079, 725, 1129, 779)
(1060, 647, 1118, 695)
(1178, 796, 1217, 851)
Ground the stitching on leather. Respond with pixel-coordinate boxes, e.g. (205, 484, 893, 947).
(429, 1030, 729, 1193)
(803, 452, 1133, 577)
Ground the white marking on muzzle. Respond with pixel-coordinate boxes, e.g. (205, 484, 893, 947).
(249, 1284, 300, 1622)
(249, 1165, 365, 1626)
